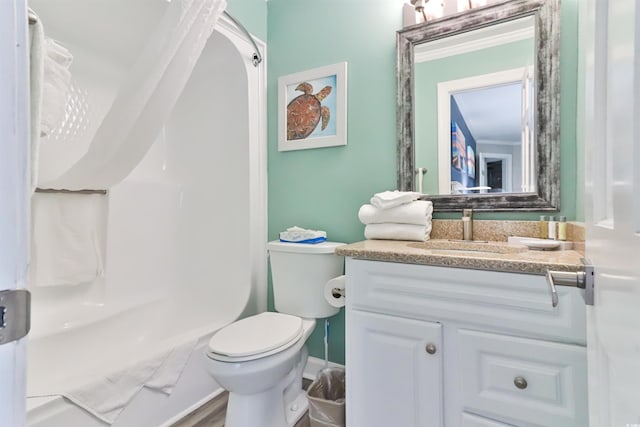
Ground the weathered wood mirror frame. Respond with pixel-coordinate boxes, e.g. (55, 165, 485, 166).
(397, 0, 561, 211)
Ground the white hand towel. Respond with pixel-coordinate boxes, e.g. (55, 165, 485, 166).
(31, 192, 106, 287)
(370, 191, 420, 210)
(64, 339, 197, 424)
(364, 223, 432, 242)
(358, 201, 433, 225)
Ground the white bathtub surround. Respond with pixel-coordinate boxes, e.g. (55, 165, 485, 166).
(41, 0, 227, 191)
(364, 223, 432, 242)
(358, 200, 433, 225)
(25, 1, 267, 424)
(369, 190, 420, 210)
(62, 339, 197, 424)
(30, 192, 105, 287)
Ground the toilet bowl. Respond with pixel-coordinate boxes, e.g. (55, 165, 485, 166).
(205, 312, 316, 427)
(204, 240, 345, 427)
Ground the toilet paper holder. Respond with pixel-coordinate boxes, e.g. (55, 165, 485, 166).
(331, 287, 345, 299)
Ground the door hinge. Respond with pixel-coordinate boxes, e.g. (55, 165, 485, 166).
(545, 258, 594, 307)
(0, 289, 31, 345)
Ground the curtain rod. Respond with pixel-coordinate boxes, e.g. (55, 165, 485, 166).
(29, 10, 262, 67)
(223, 11, 262, 67)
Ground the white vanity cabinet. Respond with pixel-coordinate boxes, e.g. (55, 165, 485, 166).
(345, 258, 588, 427)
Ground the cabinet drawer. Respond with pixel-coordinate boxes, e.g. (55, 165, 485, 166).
(347, 259, 586, 344)
(462, 412, 516, 427)
(457, 329, 588, 427)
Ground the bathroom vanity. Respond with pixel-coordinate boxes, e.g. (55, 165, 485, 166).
(338, 240, 588, 427)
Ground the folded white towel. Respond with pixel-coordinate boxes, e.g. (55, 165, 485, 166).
(364, 223, 432, 242)
(31, 192, 105, 287)
(370, 191, 420, 210)
(279, 226, 327, 243)
(64, 340, 197, 424)
(359, 200, 433, 225)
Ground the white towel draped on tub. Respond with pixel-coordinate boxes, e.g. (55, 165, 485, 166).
(358, 200, 433, 225)
(31, 192, 106, 287)
(64, 339, 198, 424)
(364, 223, 432, 242)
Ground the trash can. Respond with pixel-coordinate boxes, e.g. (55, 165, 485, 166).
(306, 367, 346, 427)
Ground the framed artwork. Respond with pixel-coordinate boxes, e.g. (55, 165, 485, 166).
(467, 145, 476, 178)
(451, 123, 466, 171)
(278, 62, 347, 151)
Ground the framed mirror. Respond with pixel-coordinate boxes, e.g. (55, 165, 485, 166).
(397, 0, 560, 211)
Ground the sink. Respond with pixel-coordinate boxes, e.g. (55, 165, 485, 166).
(407, 240, 527, 255)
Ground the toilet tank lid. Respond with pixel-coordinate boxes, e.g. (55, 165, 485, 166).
(268, 240, 346, 254)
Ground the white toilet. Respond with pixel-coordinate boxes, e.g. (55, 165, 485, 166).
(205, 240, 345, 427)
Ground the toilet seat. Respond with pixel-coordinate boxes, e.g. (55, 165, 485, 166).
(207, 312, 304, 362)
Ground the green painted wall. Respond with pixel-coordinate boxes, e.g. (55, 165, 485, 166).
(267, 0, 580, 364)
(415, 38, 535, 196)
(227, 0, 267, 41)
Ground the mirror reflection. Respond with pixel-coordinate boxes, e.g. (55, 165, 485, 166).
(413, 16, 537, 195)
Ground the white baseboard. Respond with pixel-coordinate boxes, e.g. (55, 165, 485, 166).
(303, 356, 345, 380)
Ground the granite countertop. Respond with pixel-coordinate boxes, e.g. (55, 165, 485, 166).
(336, 239, 584, 275)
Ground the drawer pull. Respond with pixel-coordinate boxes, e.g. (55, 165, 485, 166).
(514, 376, 528, 390)
(425, 343, 437, 354)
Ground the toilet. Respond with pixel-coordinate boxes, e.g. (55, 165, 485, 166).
(205, 240, 345, 427)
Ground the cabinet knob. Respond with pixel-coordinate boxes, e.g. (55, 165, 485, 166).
(425, 343, 437, 354)
(514, 376, 528, 390)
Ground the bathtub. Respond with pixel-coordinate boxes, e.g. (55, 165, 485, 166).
(25, 1, 267, 425)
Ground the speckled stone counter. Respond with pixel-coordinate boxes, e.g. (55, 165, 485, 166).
(336, 239, 583, 275)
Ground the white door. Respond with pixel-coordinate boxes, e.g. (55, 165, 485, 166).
(0, 0, 30, 426)
(583, 0, 640, 425)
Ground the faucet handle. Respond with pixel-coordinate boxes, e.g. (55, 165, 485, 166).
(462, 208, 473, 219)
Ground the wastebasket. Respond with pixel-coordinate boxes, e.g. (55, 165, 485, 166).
(306, 367, 346, 427)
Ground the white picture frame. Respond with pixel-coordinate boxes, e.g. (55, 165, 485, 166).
(278, 62, 347, 151)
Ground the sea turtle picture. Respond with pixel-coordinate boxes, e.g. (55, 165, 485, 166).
(286, 81, 333, 140)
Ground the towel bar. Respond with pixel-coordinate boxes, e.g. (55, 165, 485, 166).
(35, 188, 107, 195)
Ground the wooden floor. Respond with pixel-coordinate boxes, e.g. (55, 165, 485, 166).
(171, 380, 312, 427)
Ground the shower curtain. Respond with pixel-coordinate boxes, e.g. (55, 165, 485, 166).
(41, 0, 227, 191)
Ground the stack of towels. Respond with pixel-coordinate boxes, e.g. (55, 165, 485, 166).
(359, 191, 433, 242)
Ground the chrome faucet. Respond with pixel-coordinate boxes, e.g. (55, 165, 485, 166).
(462, 209, 473, 241)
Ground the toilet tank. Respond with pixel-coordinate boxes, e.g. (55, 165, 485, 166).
(267, 241, 346, 319)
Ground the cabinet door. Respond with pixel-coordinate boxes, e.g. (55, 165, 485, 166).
(346, 310, 443, 427)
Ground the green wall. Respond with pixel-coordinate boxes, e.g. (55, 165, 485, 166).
(227, 0, 267, 41)
(267, 0, 580, 364)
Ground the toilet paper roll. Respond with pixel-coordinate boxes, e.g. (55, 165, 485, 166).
(324, 275, 346, 308)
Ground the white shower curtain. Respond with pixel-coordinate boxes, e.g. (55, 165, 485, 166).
(41, 0, 227, 190)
